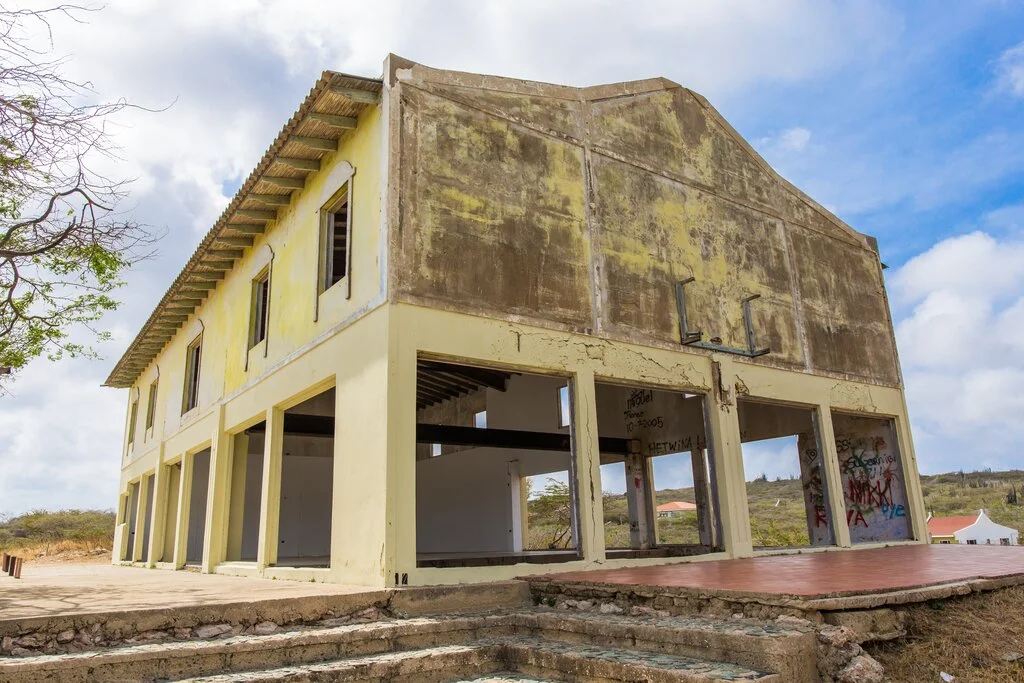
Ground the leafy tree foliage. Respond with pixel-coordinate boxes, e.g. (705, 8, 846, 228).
(0, 5, 153, 387)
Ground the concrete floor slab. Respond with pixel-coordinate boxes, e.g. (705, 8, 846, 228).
(0, 564, 374, 621)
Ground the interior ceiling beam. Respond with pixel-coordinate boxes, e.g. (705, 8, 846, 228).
(276, 156, 319, 171)
(288, 135, 337, 152)
(263, 176, 305, 189)
(234, 209, 277, 222)
(308, 112, 357, 129)
(248, 193, 292, 206)
(207, 248, 244, 259)
(248, 413, 335, 437)
(415, 424, 633, 455)
(327, 85, 379, 104)
(213, 236, 254, 248)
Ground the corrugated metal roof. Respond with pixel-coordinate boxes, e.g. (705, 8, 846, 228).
(105, 71, 383, 388)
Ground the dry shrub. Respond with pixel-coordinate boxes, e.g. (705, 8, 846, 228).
(868, 585, 1024, 683)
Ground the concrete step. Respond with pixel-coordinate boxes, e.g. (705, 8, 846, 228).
(0, 611, 794, 682)
(178, 638, 778, 683)
(516, 609, 815, 681)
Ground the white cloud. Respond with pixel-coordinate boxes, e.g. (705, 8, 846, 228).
(891, 230, 1024, 473)
(997, 42, 1024, 98)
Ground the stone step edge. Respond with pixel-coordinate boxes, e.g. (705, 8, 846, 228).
(176, 637, 776, 683)
(0, 610, 810, 674)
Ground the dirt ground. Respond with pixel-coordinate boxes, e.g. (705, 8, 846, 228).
(868, 585, 1024, 682)
(5, 540, 110, 565)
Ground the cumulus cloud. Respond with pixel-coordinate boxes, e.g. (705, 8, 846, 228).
(997, 42, 1024, 97)
(890, 230, 1024, 473)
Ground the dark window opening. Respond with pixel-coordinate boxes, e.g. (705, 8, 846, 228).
(322, 186, 350, 292)
(183, 336, 202, 414)
(145, 380, 158, 431)
(251, 270, 270, 347)
(127, 400, 139, 447)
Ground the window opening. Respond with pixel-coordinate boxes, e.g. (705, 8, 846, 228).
(557, 385, 571, 428)
(127, 400, 139, 447)
(145, 380, 158, 431)
(321, 183, 351, 293)
(183, 336, 202, 413)
(474, 410, 487, 429)
(251, 269, 270, 347)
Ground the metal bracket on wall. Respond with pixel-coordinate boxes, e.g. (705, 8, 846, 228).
(674, 278, 770, 358)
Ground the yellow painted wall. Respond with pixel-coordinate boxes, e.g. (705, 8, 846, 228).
(120, 103, 383, 475)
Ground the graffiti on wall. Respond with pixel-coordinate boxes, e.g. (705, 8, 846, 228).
(796, 435, 832, 546)
(620, 388, 706, 457)
(833, 414, 911, 543)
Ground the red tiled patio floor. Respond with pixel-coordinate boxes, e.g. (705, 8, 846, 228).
(541, 545, 1024, 598)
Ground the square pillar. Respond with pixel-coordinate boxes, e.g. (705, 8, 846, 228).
(705, 357, 753, 558)
(571, 368, 604, 563)
(257, 406, 284, 569)
(146, 443, 168, 566)
(202, 405, 233, 573)
(816, 406, 852, 548)
(131, 477, 149, 562)
(227, 432, 250, 561)
(171, 453, 194, 568)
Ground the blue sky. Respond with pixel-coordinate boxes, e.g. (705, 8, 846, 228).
(1, 0, 1023, 514)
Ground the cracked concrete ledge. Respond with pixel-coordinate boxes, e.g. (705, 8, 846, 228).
(0, 581, 531, 657)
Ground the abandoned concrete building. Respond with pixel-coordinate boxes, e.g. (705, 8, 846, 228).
(106, 55, 928, 588)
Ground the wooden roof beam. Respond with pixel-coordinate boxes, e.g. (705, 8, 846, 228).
(289, 135, 337, 152)
(213, 236, 254, 248)
(207, 249, 244, 259)
(190, 271, 225, 281)
(308, 112, 357, 129)
(234, 209, 277, 222)
(181, 281, 218, 291)
(197, 260, 234, 270)
(263, 176, 305, 189)
(248, 194, 292, 206)
(276, 157, 320, 171)
(327, 85, 379, 104)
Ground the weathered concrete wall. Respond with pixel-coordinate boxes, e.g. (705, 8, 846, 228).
(390, 64, 899, 387)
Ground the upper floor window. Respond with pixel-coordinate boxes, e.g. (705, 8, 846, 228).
(127, 399, 139, 447)
(182, 335, 202, 414)
(145, 379, 158, 432)
(250, 268, 270, 348)
(320, 182, 351, 295)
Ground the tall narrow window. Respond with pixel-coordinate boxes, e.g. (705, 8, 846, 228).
(145, 380, 158, 431)
(474, 410, 487, 429)
(250, 269, 270, 347)
(321, 183, 351, 293)
(183, 336, 202, 413)
(557, 385, 571, 428)
(127, 400, 139, 447)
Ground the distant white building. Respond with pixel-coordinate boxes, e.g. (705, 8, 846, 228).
(927, 510, 1019, 546)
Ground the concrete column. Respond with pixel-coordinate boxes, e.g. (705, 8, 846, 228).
(625, 448, 655, 550)
(172, 453, 194, 569)
(705, 357, 753, 558)
(146, 443, 168, 566)
(257, 406, 284, 569)
(691, 448, 715, 548)
(202, 405, 233, 573)
(816, 406, 852, 548)
(131, 477, 149, 562)
(226, 432, 250, 561)
(571, 367, 604, 563)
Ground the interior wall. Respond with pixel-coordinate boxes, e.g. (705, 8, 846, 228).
(416, 373, 573, 555)
(832, 413, 912, 543)
(278, 435, 333, 561)
(240, 451, 263, 561)
(186, 449, 210, 564)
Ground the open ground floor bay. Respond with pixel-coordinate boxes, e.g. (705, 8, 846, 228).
(115, 304, 928, 586)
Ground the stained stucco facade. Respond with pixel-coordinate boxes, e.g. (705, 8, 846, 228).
(107, 56, 928, 588)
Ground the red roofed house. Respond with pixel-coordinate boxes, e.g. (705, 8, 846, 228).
(927, 510, 1018, 546)
(656, 501, 698, 518)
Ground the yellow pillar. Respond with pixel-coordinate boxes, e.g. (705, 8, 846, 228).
(385, 313, 416, 586)
(131, 477, 149, 562)
(172, 453, 194, 568)
(146, 443, 168, 566)
(257, 406, 284, 569)
(571, 367, 604, 563)
(202, 406, 233, 573)
(227, 432, 250, 561)
(816, 406, 852, 548)
(705, 356, 753, 558)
